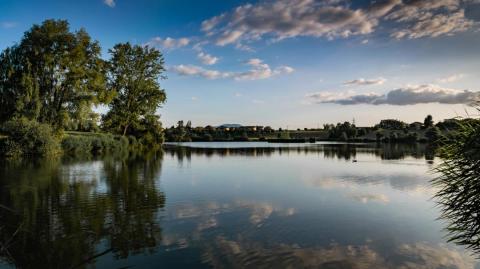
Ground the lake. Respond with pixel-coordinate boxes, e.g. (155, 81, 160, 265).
(0, 142, 477, 268)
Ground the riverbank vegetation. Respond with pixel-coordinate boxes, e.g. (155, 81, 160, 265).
(165, 115, 467, 144)
(0, 19, 166, 157)
(433, 108, 480, 254)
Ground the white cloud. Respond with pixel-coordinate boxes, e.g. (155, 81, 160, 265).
(170, 58, 294, 81)
(343, 78, 386, 86)
(274, 65, 295, 74)
(217, 30, 244, 46)
(389, 10, 474, 39)
(306, 84, 480, 105)
(201, 14, 226, 33)
(203, 1, 380, 47)
(197, 52, 219, 65)
(438, 73, 466, 83)
(201, 0, 477, 47)
(169, 65, 230, 80)
(145, 37, 190, 50)
(234, 59, 294, 81)
(385, 0, 474, 39)
(103, 0, 115, 8)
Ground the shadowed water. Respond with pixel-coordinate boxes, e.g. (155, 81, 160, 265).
(0, 142, 477, 268)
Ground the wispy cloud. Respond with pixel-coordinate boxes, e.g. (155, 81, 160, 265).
(145, 37, 190, 50)
(306, 85, 480, 105)
(438, 73, 466, 83)
(233, 58, 294, 81)
(343, 78, 386, 86)
(170, 58, 294, 81)
(103, 0, 115, 8)
(197, 52, 219, 65)
(201, 0, 476, 48)
(169, 65, 230, 80)
(386, 1, 473, 39)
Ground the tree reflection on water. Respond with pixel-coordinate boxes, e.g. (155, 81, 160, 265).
(0, 153, 165, 269)
(164, 143, 435, 162)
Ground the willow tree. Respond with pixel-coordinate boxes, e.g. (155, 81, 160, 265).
(0, 19, 108, 128)
(102, 43, 166, 145)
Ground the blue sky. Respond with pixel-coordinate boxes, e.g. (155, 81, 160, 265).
(1, 0, 480, 128)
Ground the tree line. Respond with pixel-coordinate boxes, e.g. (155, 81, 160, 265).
(0, 19, 166, 156)
(165, 115, 464, 144)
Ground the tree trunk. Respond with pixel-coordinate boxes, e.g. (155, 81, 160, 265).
(122, 124, 129, 136)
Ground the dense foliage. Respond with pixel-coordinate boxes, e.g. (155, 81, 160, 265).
(0, 119, 60, 156)
(102, 43, 166, 147)
(165, 121, 275, 142)
(324, 122, 357, 140)
(0, 20, 108, 128)
(0, 20, 167, 157)
(375, 119, 407, 130)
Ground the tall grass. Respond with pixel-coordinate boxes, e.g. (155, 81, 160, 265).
(62, 133, 129, 155)
(432, 116, 480, 253)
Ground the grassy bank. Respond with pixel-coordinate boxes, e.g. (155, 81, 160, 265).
(62, 132, 130, 155)
(0, 125, 145, 157)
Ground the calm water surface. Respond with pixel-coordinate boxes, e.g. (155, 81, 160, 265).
(0, 142, 477, 268)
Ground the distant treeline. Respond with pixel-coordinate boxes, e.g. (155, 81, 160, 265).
(0, 19, 167, 157)
(165, 115, 474, 144)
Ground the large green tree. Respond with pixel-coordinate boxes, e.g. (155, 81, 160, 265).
(0, 19, 107, 128)
(102, 43, 166, 143)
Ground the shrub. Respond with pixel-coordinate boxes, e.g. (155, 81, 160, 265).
(61, 133, 129, 155)
(61, 135, 93, 153)
(0, 119, 61, 156)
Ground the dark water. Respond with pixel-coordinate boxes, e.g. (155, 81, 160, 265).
(0, 142, 477, 268)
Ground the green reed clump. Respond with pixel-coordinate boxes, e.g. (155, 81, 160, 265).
(433, 117, 480, 253)
(0, 119, 61, 157)
(61, 133, 129, 155)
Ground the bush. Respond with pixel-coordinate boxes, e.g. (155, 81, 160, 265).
(61, 133, 129, 155)
(62, 135, 93, 153)
(0, 119, 61, 156)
